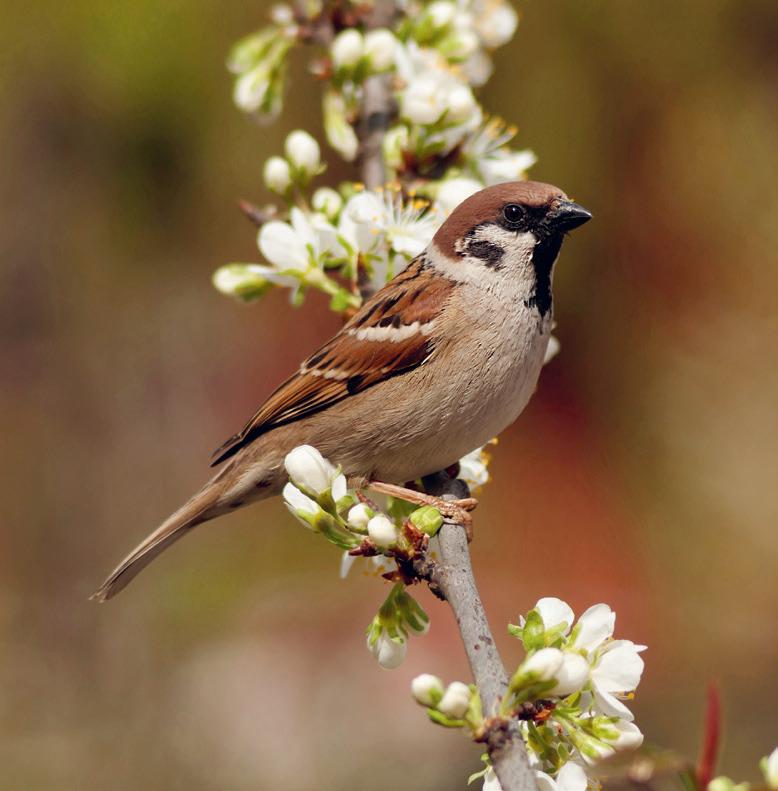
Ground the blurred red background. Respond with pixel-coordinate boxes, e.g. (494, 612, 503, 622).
(1, 1, 776, 788)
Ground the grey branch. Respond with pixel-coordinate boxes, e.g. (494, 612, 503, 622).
(425, 473, 537, 791)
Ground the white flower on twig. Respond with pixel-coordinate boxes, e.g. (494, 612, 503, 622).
(534, 763, 588, 791)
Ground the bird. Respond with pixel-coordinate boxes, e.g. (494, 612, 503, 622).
(92, 180, 591, 602)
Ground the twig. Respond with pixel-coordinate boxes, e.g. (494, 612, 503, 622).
(359, 0, 395, 191)
(424, 472, 537, 791)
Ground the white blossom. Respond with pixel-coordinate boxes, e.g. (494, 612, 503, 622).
(263, 155, 291, 192)
(259, 207, 335, 275)
(590, 639, 646, 721)
(483, 767, 502, 791)
(534, 763, 588, 791)
(437, 681, 471, 718)
(364, 29, 397, 72)
(521, 647, 565, 681)
(411, 674, 445, 706)
(435, 177, 484, 213)
(284, 445, 338, 495)
(534, 597, 575, 634)
(572, 603, 616, 652)
(478, 148, 537, 185)
(367, 514, 399, 548)
(284, 130, 321, 174)
(331, 29, 364, 69)
(341, 189, 440, 259)
(549, 652, 590, 697)
(458, 445, 491, 491)
(339, 551, 396, 579)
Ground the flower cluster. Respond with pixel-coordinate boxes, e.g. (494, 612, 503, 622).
(282, 444, 492, 669)
(411, 597, 647, 791)
(215, 0, 535, 310)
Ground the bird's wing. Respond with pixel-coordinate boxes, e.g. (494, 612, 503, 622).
(210, 256, 454, 466)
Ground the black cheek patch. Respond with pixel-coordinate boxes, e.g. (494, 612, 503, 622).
(467, 239, 504, 269)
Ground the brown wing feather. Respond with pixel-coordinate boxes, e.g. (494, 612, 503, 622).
(210, 255, 453, 466)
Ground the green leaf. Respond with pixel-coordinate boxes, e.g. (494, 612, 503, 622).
(427, 709, 465, 728)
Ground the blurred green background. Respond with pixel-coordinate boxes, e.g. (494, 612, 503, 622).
(1, 1, 777, 789)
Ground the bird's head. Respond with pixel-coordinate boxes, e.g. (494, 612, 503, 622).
(430, 181, 591, 315)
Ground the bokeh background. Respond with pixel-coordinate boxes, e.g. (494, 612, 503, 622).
(1, 1, 777, 788)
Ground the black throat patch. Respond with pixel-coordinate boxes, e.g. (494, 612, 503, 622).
(524, 232, 563, 317)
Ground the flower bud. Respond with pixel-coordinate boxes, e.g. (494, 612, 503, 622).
(521, 647, 565, 681)
(437, 681, 471, 719)
(324, 89, 359, 161)
(410, 505, 443, 536)
(282, 482, 322, 529)
(382, 125, 409, 169)
(263, 155, 292, 193)
(426, 0, 456, 29)
(364, 29, 396, 71)
(269, 3, 294, 26)
(284, 445, 336, 495)
(369, 631, 407, 669)
(475, 0, 518, 49)
(447, 85, 477, 123)
(347, 503, 372, 531)
(411, 674, 445, 706)
(609, 721, 644, 751)
(284, 130, 321, 174)
(367, 514, 399, 548)
(549, 652, 590, 696)
(331, 29, 364, 69)
(436, 177, 483, 212)
(311, 187, 343, 220)
(212, 264, 272, 301)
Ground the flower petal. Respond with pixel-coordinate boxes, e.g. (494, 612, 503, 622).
(536, 597, 575, 634)
(556, 762, 588, 791)
(259, 220, 309, 271)
(592, 686, 634, 721)
(574, 603, 615, 652)
(593, 640, 645, 693)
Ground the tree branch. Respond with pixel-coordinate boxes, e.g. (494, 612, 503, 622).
(424, 472, 537, 791)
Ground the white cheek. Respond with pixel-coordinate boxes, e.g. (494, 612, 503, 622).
(427, 230, 537, 297)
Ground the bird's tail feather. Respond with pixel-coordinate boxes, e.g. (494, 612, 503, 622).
(91, 473, 228, 603)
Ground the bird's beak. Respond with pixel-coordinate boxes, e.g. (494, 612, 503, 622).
(550, 200, 592, 231)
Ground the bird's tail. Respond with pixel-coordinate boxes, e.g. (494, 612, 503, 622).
(91, 470, 232, 603)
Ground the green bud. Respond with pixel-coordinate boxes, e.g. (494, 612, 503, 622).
(410, 505, 443, 536)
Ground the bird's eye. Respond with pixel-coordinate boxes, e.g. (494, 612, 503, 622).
(503, 204, 524, 224)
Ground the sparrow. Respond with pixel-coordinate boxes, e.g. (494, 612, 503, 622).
(92, 180, 591, 601)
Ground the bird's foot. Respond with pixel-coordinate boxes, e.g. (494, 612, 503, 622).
(366, 480, 478, 540)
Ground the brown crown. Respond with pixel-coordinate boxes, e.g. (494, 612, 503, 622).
(433, 181, 568, 258)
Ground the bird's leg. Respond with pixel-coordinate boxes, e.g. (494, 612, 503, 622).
(366, 480, 478, 539)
